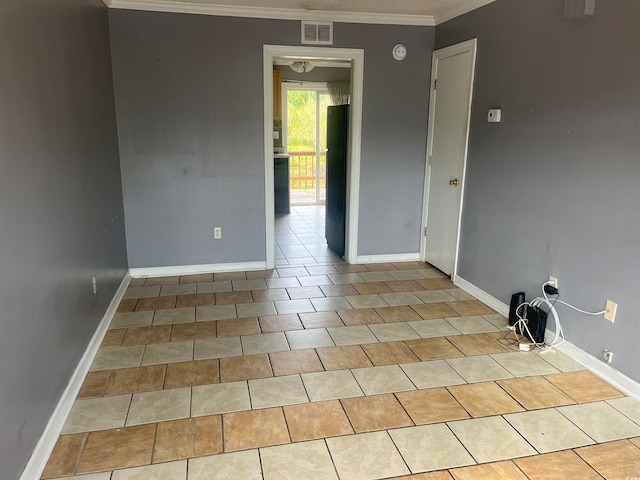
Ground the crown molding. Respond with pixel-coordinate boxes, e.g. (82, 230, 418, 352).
(434, 0, 495, 24)
(104, 0, 437, 26)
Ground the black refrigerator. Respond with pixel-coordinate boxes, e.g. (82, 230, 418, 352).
(325, 104, 349, 257)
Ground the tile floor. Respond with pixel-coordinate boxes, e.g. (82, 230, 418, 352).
(41, 206, 640, 479)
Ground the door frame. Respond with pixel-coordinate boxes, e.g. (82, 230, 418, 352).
(263, 45, 364, 269)
(420, 38, 477, 280)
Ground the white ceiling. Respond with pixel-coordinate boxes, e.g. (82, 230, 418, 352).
(104, 0, 495, 26)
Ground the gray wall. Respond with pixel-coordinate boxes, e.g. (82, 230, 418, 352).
(110, 12, 434, 267)
(436, 0, 640, 381)
(274, 64, 351, 83)
(0, 0, 128, 478)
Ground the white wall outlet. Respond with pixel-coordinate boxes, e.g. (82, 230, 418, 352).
(603, 350, 613, 364)
(214, 227, 222, 239)
(91, 276, 97, 295)
(487, 108, 502, 123)
(604, 299, 617, 323)
(548, 276, 559, 289)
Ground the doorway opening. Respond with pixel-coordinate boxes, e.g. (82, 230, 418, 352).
(284, 84, 331, 206)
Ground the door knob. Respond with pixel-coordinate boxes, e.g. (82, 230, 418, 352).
(449, 178, 459, 186)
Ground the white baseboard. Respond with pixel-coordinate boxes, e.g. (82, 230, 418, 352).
(130, 261, 267, 278)
(454, 275, 509, 316)
(454, 275, 640, 401)
(355, 253, 421, 264)
(20, 271, 131, 480)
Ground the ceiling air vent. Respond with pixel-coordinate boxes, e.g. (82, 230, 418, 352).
(301, 21, 333, 45)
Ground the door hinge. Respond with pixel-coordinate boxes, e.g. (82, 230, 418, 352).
(424, 227, 428, 237)
(433, 79, 437, 90)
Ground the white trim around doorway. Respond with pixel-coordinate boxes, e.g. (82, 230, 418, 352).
(263, 45, 364, 268)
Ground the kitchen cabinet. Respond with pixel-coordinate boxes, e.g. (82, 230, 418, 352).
(274, 155, 289, 213)
(273, 70, 282, 121)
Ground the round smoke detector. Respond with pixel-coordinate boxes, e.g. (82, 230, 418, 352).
(392, 44, 407, 61)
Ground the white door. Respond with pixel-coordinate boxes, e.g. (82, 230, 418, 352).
(423, 39, 477, 277)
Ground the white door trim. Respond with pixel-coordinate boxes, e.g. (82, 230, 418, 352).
(263, 45, 364, 268)
(420, 38, 477, 281)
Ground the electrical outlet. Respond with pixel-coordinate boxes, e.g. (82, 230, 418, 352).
(214, 227, 222, 240)
(604, 299, 617, 323)
(548, 276, 559, 289)
(603, 349, 613, 364)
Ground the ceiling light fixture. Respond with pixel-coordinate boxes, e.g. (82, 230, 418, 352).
(290, 61, 315, 73)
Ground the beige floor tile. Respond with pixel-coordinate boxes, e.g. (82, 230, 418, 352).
(576, 440, 640, 480)
(136, 296, 176, 311)
(145, 276, 180, 286)
(102, 328, 126, 347)
(165, 359, 219, 388)
(126, 387, 191, 426)
(237, 301, 277, 317)
(142, 340, 193, 366)
(62, 394, 131, 434)
(345, 294, 388, 309)
(352, 364, 415, 395)
(285, 327, 335, 350)
(448, 382, 524, 417)
(505, 408, 594, 453)
(354, 282, 393, 294)
(306, 265, 339, 275)
(266, 277, 302, 289)
(409, 318, 461, 338)
(259, 313, 303, 332)
(246, 269, 278, 279)
(360, 264, 396, 274)
(328, 273, 365, 284)
(249, 374, 308, 409)
(153, 416, 222, 463)
(277, 266, 310, 277)
(261, 440, 338, 480)
(180, 273, 214, 284)
(319, 284, 358, 297)
(188, 450, 262, 480)
(124, 286, 160, 299)
(273, 299, 314, 314)
(118, 298, 139, 313)
(191, 381, 251, 416)
(630, 436, 640, 448)
(496, 376, 575, 410)
(232, 279, 267, 291)
(175, 293, 214, 308)
(338, 308, 384, 326)
(311, 296, 353, 311)
(214, 271, 246, 281)
(77, 424, 155, 474)
(392, 472, 454, 480)
(515, 450, 602, 480)
(170, 321, 217, 341)
(215, 290, 253, 305)
(299, 311, 344, 328)
(301, 370, 364, 402)
(196, 304, 236, 322)
(252, 288, 290, 302)
(446, 300, 494, 316)
(482, 314, 509, 329)
(316, 345, 373, 370)
(379, 292, 423, 307)
(216, 317, 260, 337)
(450, 461, 527, 480)
(342, 394, 413, 433)
(111, 311, 154, 329)
(415, 278, 455, 290)
(411, 302, 459, 320)
(78, 371, 110, 398)
(400, 360, 466, 389)
(545, 370, 624, 403)
(194, 336, 241, 360)
(447, 333, 507, 356)
(405, 337, 463, 360)
(558, 401, 640, 442)
(391, 424, 475, 473)
(55, 472, 112, 480)
(121, 325, 171, 346)
(448, 416, 536, 463)
(385, 280, 423, 292)
(362, 341, 419, 366)
(490, 351, 560, 377)
(152, 307, 195, 325)
(269, 349, 324, 376)
(219, 354, 272, 383)
(335, 264, 368, 273)
(298, 275, 333, 287)
(375, 305, 422, 322)
(397, 388, 470, 425)
(105, 365, 166, 396)
(535, 349, 585, 372)
(413, 290, 457, 304)
(197, 281, 232, 293)
(41, 433, 86, 478)
(608, 396, 640, 425)
(285, 285, 324, 299)
(223, 408, 290, 452)
(90, 345, 144, 371)
(160, 284, 197, 297)
(445, 288, 476, 300)
(445, 316, 499, 334)
(284, 400, 353, 442)
(111, 460, 187, 480)
(390, 269, 428, 281)
(327, 431, 410, 479)
(241, 332, 289, 355)
(369, 322, 421, 342)
(328, 325, 378, 346)
(446, 356, 514, 383)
